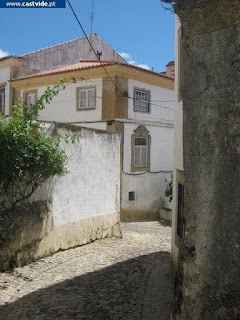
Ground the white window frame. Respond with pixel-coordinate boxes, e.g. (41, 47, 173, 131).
(77, 87, 96, 110)
(26, 92, 36, 104)
(134, 89, 150, 113)
(134, 137, 148, 168)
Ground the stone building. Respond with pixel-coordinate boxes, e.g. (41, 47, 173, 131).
(166, 0, 240, 319)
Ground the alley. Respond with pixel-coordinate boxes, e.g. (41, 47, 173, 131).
(0, 221, 174, 320)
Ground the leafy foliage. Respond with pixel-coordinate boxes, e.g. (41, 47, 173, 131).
(0, 80, 69, 209)
(165, 173, 173, 202)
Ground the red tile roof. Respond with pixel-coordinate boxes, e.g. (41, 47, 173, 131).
(11, 60, 174, 82)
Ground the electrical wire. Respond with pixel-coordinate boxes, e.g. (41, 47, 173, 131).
(122, 170, 172, 175)
(66, 0, 175, 110)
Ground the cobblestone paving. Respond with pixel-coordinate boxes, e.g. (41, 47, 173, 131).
(0, 221, 174, 320)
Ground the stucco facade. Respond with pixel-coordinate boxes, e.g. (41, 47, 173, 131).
(3, 35, 174, 222)
(12, 66, 174, 221)
(0, 123, 121, 271)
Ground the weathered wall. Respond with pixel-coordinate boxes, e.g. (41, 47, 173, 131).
(18, 34, 126, 76)
(128, 79, 175, 122)
(171, 1, 240, 319)
(121, 121, 173, 220)
(0, 124, 121, 271)
(20, 79, 103, 123)
(171, 16, 184, 271)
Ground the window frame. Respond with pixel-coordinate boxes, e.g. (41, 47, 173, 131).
(133, 88, 151, 113)
(131, 125, 151, 172)
(76, 86, 96, 111)
(134, 137, 148, 168)
(24, 89, 37, 105)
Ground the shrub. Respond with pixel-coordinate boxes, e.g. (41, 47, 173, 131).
(165, 173, 173, 202)
(0, 81, 68, 209)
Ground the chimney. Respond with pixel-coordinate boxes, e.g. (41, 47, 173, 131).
(166, 61, 175, 79)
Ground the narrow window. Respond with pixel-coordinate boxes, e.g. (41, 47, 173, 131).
(134, 137, 148, 167)
(129, 191, 135, 201)
(177, 183, 185, 238)
(0, 87, 5, 114)
(78, 88, 95, 110)
(134, 89, 150, 112)
(26, 92, 36, 104)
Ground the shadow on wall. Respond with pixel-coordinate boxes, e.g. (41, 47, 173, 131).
(0, 201, 53, 271)
(0, 252, 174, 320)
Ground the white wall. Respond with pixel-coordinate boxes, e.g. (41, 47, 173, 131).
(74, 121, 107, 131)
(52, 125, 120, 225)
(21, 78, 103, 123)
(128, 79, 174, 123)
(121, 171, 172, 211)
(32, 124, 120, 225)
(121, 121, 173, 211)
(123, 122, 173, 173)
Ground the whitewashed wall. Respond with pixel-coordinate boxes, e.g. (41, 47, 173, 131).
(74, 121, 107, 131)
(1, 123, 122, 269)
(33, 123, 121, 225)
(128, 79, 175, 122)
(21, 78, 102, 123)
(52, 125, 120, 225)
(121, 121, 173, 213)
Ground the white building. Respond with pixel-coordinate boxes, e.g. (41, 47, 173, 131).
(1, 35, 175, 222)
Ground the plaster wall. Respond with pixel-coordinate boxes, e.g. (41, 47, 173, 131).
(171, 16, 184, 270)
(128, 79, 174, 122)
(0, 123, 122, 270)
(121, 121, 173, 219)
(18, 34, 126, 77)
(51, 125, 121, 226)
(32, 124, 121, 225)
(21, 79, 102, 123)
(73, 121, 107, 131)
(123, 122, 173, 173)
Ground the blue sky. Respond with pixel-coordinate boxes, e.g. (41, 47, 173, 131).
(0, 0, 174, 72)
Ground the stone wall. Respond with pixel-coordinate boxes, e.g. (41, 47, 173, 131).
(171, 1, 240, 319)
(0, 123, 122, 272)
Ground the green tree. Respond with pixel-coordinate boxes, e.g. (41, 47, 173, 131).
(0, 80, 69, 209)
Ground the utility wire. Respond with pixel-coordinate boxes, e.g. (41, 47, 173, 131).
(66, 0, 175, 110)
(67, 0, 121, 96)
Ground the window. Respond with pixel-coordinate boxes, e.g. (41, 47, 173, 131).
(129, 191, 135, 201)
(134, 137, 148, 167)
(77, 88, 95, 110)
(177, 183, 185, 238)
(26, 92, 36, 104)
(24, 90, 37, 105)
(134, 89, 150, 112)
(0, 87, 5, 114)
(131, 125, 151, 172)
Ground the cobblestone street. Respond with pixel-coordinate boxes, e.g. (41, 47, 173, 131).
(0, 221, 174, 320)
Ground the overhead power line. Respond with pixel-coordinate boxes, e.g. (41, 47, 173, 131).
(67, 0, 174, 110)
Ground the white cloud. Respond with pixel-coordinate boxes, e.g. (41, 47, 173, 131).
(0, 48, 10, 58)
(119, 52, 131, 60)
(119, 52, 150, 70)
(135, 63, 150, 70)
